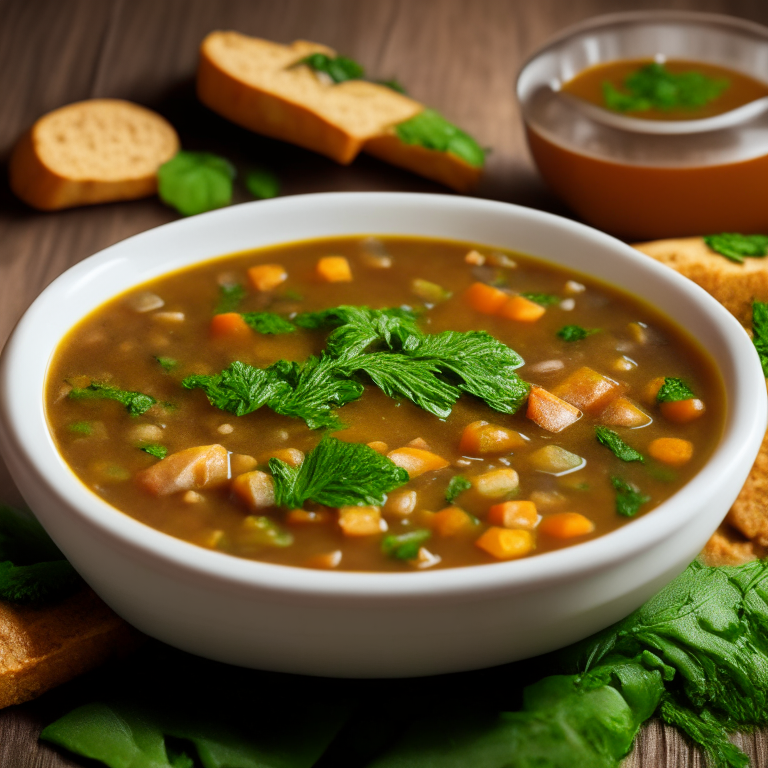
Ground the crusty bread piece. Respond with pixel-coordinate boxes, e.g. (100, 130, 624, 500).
(633, 236, 768, 329)
(9, 99, 179, 211)
(0, 588, 142, 708)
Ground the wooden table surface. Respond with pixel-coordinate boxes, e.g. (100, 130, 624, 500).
(2, 0, 768, 765)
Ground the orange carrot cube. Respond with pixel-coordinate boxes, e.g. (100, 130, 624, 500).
(464, 282, 508, 314)
(553, 366, 625, 414)
(432, 506, 477, 536)
(498, 295, 546, 323)
(526, 386, 582, 433)
(248, 264, 287, 291)
(660, 398, 706, 423)
(487, 500, 539, 529)
(475, 527, 534, 560)
(231, 470, 276, 509)
(210, 312, 252, 340)
(459, 420, 527, 455)
(387, 447, 450, 478)
(539, 512, 595, 539)
(316, 256, 352, 282)
(648, 437, 694, 466)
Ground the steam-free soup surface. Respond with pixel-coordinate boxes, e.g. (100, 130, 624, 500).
(45, 237, 724, 571)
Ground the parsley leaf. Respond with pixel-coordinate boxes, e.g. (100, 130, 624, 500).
(154, 356, 178, 372)
(445, 475, 472, 503)
(521, 292, 560, 306)
(141, 445, 168, 459)
(753, 302, 768, 377)
(301, 53, 364, 83)
(704, 233, 768, 264)
(656, 377, 696, 403)
(269, 437, 408, 508)
(611, 476, 651, 517)
(241, 312, 296, 335)
(381, 529, 432, 560)
(557, 325, 600, 342)
(603, 62, 729, 113)
(595, 426, 644, 462)
(158, 151, 235, 217)
(394, 109, 485, 168)
(0, 560, 82, 604)
(68, 382, 157, 417)
(244, 169, 280, 200)
(215, 283, 246, 315)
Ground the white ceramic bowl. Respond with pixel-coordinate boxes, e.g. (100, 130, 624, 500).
(0, 193, 764, 677)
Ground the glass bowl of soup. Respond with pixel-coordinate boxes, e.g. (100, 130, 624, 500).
(516, 11, 768, 240)
(0, 193, 763, 676)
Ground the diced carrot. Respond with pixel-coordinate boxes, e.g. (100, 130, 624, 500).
(384, 490, 418, 517)
(367, 440, 388, 454)
(475, 527, 534, 560)
(261, 447, 304, 467)
(459, 420, 526, 455)
(660, 398, 706, 424)
(644, 377, 666, 404)
(229, 453, 258, 476)
(526, 386, 582, 433)
(231, 470, 276, 509)
(305, 550, 342, 569)
(247, 264, 287, 291)
(432, 506, 477, 536)
(286, 509, 331, 525)
(487, 500, 539, 529)
(210, 312, 252, 340)
(648, 437, 694, 466)
(316, 256, 352, 282)
(473, 468, 520, 498)
(338, 506, 385, 536)
(539, 512, 595, 539)
(136, 444, 229, 496)
(387, 447, 450, 478)
(464, 282, 508, 314)
(600, 397, 652, 428)
(465, 249, 485, 265)
(498, 295, 546, 323)
(553, 366, 625, 414)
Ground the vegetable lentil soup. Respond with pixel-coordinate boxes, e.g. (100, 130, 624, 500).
(45, 236, 724, 572)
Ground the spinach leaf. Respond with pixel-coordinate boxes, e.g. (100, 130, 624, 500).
(610, 476, 650, 517)
(395, 110, 485, 168)
(704, 233, 768, 264)
(244, 169, 280, 200)
(158, 151, 235, 217)
(68, 382, 157, 417)
(446, 475, 472, 503)
(656, 377, 696, 403)
(301, 52, 364, 83)
(594, 426, 644, 463)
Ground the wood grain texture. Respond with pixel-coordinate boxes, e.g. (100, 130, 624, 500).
(2, 0, 768, 765)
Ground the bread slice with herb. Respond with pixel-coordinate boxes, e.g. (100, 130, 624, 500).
(9, 99, 179, 211)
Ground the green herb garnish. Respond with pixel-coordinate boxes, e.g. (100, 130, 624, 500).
(610, 476, 651, 517)
(157, 151, 235, 217)
(241, 311, 296, 335)
(381, 529, 432, 560)
(602, 62, 730, 113)
(394, 109, 485, 168)
(68, 421, 92, 435)
(245, 169, 280, 200)
(300, 52, 364, 83)
(521, 292, 560, 306)
(269, 437, 408, 508)
(557, 324, 600, 342)
(595, 426, 644, 462)
(214, 283, 246, 315)
(154, 356, 178, 372)
(141, 445, 168, 459)
(656, 377, 696, 403)
(68, 382, 157, 417)
(445, 475, 472, 503)
(753, 301, 768, 377)
(704, 233, 768, 264)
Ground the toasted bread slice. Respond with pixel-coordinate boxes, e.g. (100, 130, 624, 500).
(0, 587, 142, 708)
(9, 99, 179, 211)
(197, 32, 423, 165)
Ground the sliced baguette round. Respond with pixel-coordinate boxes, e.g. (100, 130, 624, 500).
(9, 99, 179, 211)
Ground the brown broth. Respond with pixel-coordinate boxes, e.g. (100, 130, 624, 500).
(44, 236, 725, 571)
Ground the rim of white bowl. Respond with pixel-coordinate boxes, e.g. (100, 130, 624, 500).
(0, 192, 763, 601)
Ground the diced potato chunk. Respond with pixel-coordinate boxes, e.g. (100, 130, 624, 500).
(248, 264, 287, 291)
(384, 490, 417, 517)
(528, 445, 584, 475)
(367, 440, 388, 454)
(553, 366, 625, 414)
(316, 256, 352, 282)
(459, 420, 526, 455)
(526, 386, 582, 433)
(465, 250, 485, 265)
(475, 528, 534, 559)
(473, 468, 520, 498)
(432, 506, 477, 536)
(387, 447, 450, 478)
(600, 397, 651, 428)
(231, 470, 275, 509)
(487, 501, 539, 529)
(229, 453, 258, 476)
(261, 447, 304, 467)
(286, 509, 331, 525)
(338, 506, 385, 536)
(136, 444, 229, 496)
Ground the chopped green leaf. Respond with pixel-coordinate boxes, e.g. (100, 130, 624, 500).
(245, 169, 280, 200)
(656, 377, 696, 403)
(270, 437, 408, 508)
(241, 311, 296, 335)
(753, 301, 768, 377)
(521, 292, 560, 306)
(301, 52, 364, 83)
(381, 529, 432, 560)
(411, 278, 452, 304)
(610, 476, 651, 517)
(158, 151, 235, 217)
(445, 475, 472, 503)
(704, 233, 768, 264)
(557, 324, 600, 342)
(141, 445, 168, 459)
(68, 382, 157, 417)
(595, 426, 644, 462)
(394, 109, 485, 168)
(154, 356, 178, 372)
(214, 283, 246, 315)
(68, 421, 92, 435)
(241, 516, 293, 548)
(602, 62, 729, 113)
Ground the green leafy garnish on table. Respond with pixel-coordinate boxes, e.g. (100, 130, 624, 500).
(68, 382, 157, 417)
(603, 62, 730, 113)
(610, 475, 651, 517)
(214, 283, 246, 314)
(521, 292, 559, 306)
(445, 475, 472, 503)
(557, 324, 600, 342)
(752, 301, 768, 378)
(244, 168, 280, 199)
(241, 311, 296, 334)
(595, 426, 644, 463)
(157, 151, 235, 217)
(394, 109, 485, 168)
(656, 377, 696, 403)
(140, 445, 168, 460)
(269, 437, 408, 508)
(301, 52, 364, 83)
(704, 233, 768, 264)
